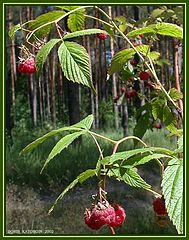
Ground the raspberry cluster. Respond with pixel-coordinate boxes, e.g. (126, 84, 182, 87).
(125, 89, 138, 98)
(139, 71, 150, 81)
(153, 197, 167, 216)
(84, 201, 126, 230)
(18, 58, 36, 74)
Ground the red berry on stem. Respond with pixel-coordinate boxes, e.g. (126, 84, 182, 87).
(18, 57, 36, 74)
(130, 59, 138, 66)
(109, 204, 126, 227)
(139, 71, 150, 81)
(97, 33, 108, 40)
(153, 198, 167, 215)
(120, 87, 126, 93)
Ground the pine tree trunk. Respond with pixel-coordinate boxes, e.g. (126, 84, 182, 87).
(108, 6, 119, 130)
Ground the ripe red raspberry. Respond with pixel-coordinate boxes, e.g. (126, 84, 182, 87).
(139, 71, 150, 81)
(109, 204, 126, 227)
(154, 123, 162, 129)
(84, 201, 115, 230)
(97, 33, 108, 40)
(153, 198, 167, 215)
(18, 58, 36, 74)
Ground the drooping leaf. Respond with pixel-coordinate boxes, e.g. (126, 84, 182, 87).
(48, 168, 96, 214)
(28, 11, 66, 38)
(163, 105, 179, 135)
(156, 59, 171, 67)
(169, 88, 183, 101)
(127, 23, 183, 39)
(58, 41, 93, 88)
(109, 167, 151, 189)
(63, 29, 107, 40)
(20, 115, 93, 155)
(174, 135, 183, 154)
(41, 130, 86, 172)
(78, 169, 96, 184)
(133, 112, 150, 143)
(36, 39, 61, 74)
(162, 158, 183, 234)
(8, 24, 21, 39)
(67, 8, 85, 32)
(114, 16, 127, 24)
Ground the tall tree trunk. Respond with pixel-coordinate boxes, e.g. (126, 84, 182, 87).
(108, 6, 119, 130)
(174, 39, 183, 119)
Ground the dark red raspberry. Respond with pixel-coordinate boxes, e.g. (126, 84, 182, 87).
(84, 208, 103, 230)
(97, 33, 108, 40)
(18, 58, 36, 74)
(125, 89, 137, 98)
(139, 71, 150, 81)
(153, 123, 162, 129)
(146, 80, 152, 88)
(120, 87, 126, 93)
(109, 204, 126, 227)
(153, 198, 167, 215)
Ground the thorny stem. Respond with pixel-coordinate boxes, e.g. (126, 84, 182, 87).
(89, 132, 104, 160)
(95, 6, 180, 112)
(55, 22, 63, 40)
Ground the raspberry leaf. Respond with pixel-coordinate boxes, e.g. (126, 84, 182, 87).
(48, 168, 96, 214)
(41, 130, 87, 173)
(161, 158, 183, 234)
(36, 39, 61, 74)
(109, 167, 151, 189)
(63, 29, 107, 40)
(67, 8, 85, 32)
(20, 115, 93, 155)
(127, 23, 183, 39)
(101, 147, 174, 165)
(58, 41, 94, 90)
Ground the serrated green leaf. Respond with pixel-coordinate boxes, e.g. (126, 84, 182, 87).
(148, 51, 160, 61)
(163, 105, 179, 135)
(20, 115, 93, 155)
(169, 88, 183, 101)
(41, 130, 86, 172)
(8, 24, 21, 39)
(177, 135, 183, 152)
(72, 114, 94, 130)
(48, 168, 96, 214)
(127, 23, 183, 39)
(95, 157, 102, 178)
(133, 112, 150, 142)
(110, 167, 151, 189)
(36, 39, 61, 74)
(101, 147, 174, 165)
(109, 48, 135, 75)
(67, 8, 85, 32)
(119, 24, 127, 32)
(162, 158, 183, 234)
(28, 11, 66, 38)
(63, 28, 107, 40)
(78, 169, 96, 184)
(20, 126, 82, 155)
(109, 45, 149, 75)
(58, 41, 93, 88)
(151, 98, 165, 120)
